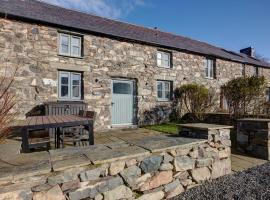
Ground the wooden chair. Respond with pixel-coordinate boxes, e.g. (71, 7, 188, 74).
(28, 129, 50, 150)
(57, 110, 86, 148)
(78, 111, 96, 146)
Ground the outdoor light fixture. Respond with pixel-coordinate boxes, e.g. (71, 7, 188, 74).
(30, 78, 39, 99)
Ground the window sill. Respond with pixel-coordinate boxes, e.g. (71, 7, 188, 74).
(58, 54, 84, 59)
(57, 99, 84, 102)
(157, 65, 172, 69)
(157, 99, 172, 102)
(205, 77, 215, 80)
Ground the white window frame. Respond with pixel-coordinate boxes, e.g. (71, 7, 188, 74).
(58, 71, 82, 101)
(157, 51, 171, 68)
(157, 80, 171, 101)
(59, 33, 82, 57)
(205, 58, 215, 79)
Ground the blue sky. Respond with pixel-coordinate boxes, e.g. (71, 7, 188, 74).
(43, 0, 270, 60)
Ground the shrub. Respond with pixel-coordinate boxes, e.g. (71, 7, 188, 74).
(174, 83, 216, 121)
(222, 76, 267, 118)
(0, 67, 18, 142)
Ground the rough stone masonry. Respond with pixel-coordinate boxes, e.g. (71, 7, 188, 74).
(0, 125, 232, 200)
(1, 18, 270, 131)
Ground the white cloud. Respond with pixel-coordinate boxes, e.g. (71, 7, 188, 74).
(41, 0, 145, 19)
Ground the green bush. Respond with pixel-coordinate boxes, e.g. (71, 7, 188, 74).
(174, 83, 216, 121)
(222, 76, 267, 117)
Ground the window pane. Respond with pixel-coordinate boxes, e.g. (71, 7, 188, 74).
(71, 37, 80, 47)
(164, 82, 170, 91)
(209, 64, 213, 78)
(157, 59, 162, 66)
(113, 82, 132, 94)
(72, 73, 80, 80)
(163, 53, 169, 61)
(71, 37, 81, 56)
(61, 76, 69, 85)
(163, 59, 170, 67)
(60, 35, 70, 54)
(205, 65, 209, 77)
(206, 59, 214, 78)
(61, 86, 69, 97)
(61, 44, 69, 54)
(61, 35, 69, 45)
(157, 90, 163, 98)
(73, 79, 80, 86)
(157, 81, 171, 100)
(165, 91, 170, 100)
(72, 85, 80, 98)
(157, 52, 162, 59)
(72, 46, 80, 56)
(157, 82, 163, 91)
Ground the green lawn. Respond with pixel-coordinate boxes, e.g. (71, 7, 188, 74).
(143, 123, 178, 135)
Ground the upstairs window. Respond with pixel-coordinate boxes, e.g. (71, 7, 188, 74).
(59, 33, 82, 57)
(157, 80, 172, 101)
(242, 64, 246, 76)
(157, 51, 171, 68)
(205, 58, 215, 79)
(58, 71, 82, 100)
(254, 66, 259, 77)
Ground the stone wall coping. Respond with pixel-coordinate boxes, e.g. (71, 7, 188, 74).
(237, 118, 270, 122)
(178, 123, 234, 130)
(150, 140, 207, 153)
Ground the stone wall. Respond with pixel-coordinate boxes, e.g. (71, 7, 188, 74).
(237, 119, 270, 160)
(0, 129, 231, 200)
(0, 18, 269, 130)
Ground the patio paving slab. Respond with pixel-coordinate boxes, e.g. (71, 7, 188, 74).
(84, 145, 150, 164)
(124, 135, 207, 153)
(51, 154, 91, 172)
(49, 145, 110, 171)
(49, 144, 109, 160)
(0, 151, 50, 182)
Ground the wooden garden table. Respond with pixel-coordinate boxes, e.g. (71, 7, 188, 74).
(20, 115, 94, 153)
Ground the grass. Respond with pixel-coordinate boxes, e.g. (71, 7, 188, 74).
(143, 123, 178, 135)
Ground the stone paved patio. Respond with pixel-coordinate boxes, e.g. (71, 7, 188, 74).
(0, 128, 267, 173)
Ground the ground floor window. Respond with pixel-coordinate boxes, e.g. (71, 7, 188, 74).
(58, 71, 82, 100)
(157, 80, 172, 101)
(266, 87, 270, 102)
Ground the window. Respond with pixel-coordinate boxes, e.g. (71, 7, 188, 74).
(157, 81, 172, 101)
(254, 66, 259, 77)
(113, 82, 132, 94)
(58, 71, 82, 100)
(205, 58, 215, 79)
(157, 51, 171, 68)
(242, 64, 246, 76)
(59, 33, 82, 57)
(266, 88, 270, 102)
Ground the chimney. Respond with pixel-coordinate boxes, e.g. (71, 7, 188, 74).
(240, 47, 255, 57)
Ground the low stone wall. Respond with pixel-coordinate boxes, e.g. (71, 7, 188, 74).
(237, 119, 270, 160)
(0, 132, 231, 200)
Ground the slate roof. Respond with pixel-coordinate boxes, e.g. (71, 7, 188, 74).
(0, 0, 269, 68)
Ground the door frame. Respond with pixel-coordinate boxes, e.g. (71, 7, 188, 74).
(111, 78, 137, 126)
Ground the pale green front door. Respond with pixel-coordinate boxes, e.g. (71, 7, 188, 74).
(111, 79, 134, 125)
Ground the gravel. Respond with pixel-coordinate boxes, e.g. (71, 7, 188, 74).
(174, 162, 270, 200)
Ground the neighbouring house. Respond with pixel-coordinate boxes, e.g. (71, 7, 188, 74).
(0, 0, 270, 131)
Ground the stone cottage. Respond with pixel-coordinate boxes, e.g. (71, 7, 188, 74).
(0, 0, 270, 131)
